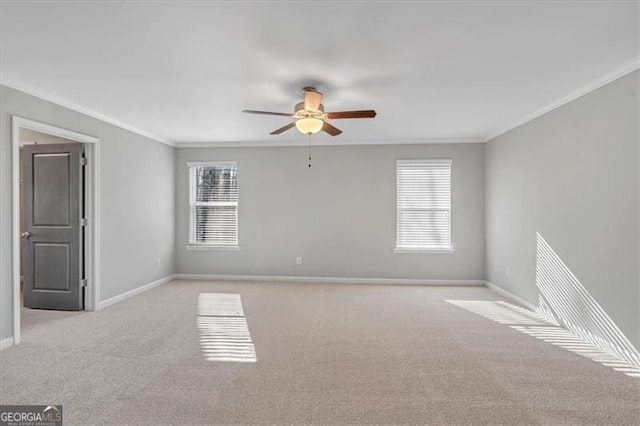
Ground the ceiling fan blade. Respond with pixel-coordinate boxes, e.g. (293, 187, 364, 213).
(243, 110, 293, 117)
(304, 88, 323, 111)
(270, 122, 296, 135)
(325, 110, 377, 119)
(321, 121, 342, 136)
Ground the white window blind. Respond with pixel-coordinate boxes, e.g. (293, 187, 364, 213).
(396, 159, 452, 250)
(188, 162, 238, 246)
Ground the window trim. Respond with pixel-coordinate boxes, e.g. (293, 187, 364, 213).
(186, 161, 239, 250)
(393, 247, 456, 254)
(184, 244, 241, 251)
(394, 158, 455, 254)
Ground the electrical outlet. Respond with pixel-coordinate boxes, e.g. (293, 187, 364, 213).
(156, 257, 161, 268)
(296, 256, 303, 265)
(493, 262, 498, 272)
(505, 267, 510, 276)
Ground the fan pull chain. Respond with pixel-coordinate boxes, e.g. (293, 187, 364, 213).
(308, 134, 312, 168)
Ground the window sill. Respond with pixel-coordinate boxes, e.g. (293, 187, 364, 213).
(393, 247, 456, 254)
(184, 245, 241, 251)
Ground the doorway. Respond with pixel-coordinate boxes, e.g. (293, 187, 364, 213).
(11, 117, 101, 345)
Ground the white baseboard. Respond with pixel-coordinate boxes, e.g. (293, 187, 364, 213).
(485, 280, 537, 311)
(1, 336, 15, 350)
(99, 274, 175, 310)
(175, 274, 485, 286)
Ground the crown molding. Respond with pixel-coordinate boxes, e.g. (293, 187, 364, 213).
(175, 137, 485, 149)
(4, 59, 638, 148)
(485, 60, 640, 142)
(0, 79, 481, 148)
(0, 78, 175, 147)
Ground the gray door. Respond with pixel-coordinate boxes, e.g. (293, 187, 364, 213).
(22, 143, 85, 310)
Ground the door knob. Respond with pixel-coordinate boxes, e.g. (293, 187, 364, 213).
(20, 232, 31, 239)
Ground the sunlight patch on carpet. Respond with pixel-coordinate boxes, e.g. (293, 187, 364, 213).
(447, 300, 640, 378)
(197, 293, 256, 363)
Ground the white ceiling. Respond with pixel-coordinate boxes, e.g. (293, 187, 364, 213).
(1, 1, 638, 146)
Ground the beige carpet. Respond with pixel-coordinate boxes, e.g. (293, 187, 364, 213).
(1, 280, 638, 425)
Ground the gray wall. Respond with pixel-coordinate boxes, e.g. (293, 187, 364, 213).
(485, 71, 639, 348)
(176, 143, 485, 280)
(0, 85, 176, 342)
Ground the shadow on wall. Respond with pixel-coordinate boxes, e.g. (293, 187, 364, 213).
(535, 232, 640, 369)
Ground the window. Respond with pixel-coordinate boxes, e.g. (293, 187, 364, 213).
(395, 159, 454, 253)
(188, 162, 238, 248)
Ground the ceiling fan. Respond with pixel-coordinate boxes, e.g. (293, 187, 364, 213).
(242, 87, 377, 136)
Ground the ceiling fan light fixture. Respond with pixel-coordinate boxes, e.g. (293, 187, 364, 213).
(295, 117, 323, 135)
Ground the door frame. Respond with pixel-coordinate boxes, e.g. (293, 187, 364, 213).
(11, 116, 101, 345)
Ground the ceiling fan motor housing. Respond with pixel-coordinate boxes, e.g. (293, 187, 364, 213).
(294, 102, 324, 118)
